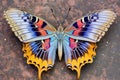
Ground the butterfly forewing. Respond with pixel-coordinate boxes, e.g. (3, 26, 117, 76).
(64, 10, 116, 42)
(4, 8, 56, 42)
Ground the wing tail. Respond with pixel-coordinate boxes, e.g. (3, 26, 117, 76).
(68, 43, 96, 79)
(63, 36, 97, 79)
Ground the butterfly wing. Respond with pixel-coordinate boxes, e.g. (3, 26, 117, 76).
(4, 8, 57, 80)
(4, 8, 56, 42)
(64, 10, 116, 42)
(63, 10, 116, 78)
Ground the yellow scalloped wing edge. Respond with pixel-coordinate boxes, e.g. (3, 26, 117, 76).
(22, 43, 52, 80)
(67, 43, 97, 79)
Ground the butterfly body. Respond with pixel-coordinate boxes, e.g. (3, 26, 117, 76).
(4, 8, 116, 80)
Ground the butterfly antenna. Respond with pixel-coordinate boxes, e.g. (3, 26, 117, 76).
(61, 7, 71, 25)
(50, 9, 61, 26)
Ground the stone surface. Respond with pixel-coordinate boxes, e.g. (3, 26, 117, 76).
(0, 0, 120, 80)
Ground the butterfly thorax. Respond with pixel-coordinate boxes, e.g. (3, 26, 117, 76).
(56, 25, 64, 40)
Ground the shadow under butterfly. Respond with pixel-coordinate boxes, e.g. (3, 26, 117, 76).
(4, 8, 116, 80)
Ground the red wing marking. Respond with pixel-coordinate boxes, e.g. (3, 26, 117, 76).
(35, 19, 43, 28)
(77, 20, 85, 28)
(42, 39, 50, 50)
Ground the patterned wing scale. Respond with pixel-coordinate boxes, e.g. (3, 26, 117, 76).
(4, 8, 57, 80)
(64, 10, 116, 79)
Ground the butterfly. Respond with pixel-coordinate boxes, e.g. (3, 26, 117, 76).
(4, 8, 116, 80)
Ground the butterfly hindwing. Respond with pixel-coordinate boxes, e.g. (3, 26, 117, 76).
(63, 10, 116, 79)
(63, 36, 97, 78)
(4, 8, 57, 80)
(22, 36, 57, 80)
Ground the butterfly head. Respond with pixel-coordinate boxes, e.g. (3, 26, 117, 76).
(58, 24, 63, 32)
